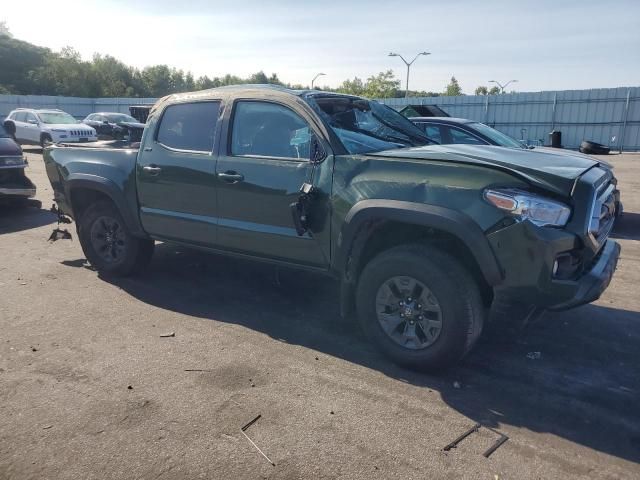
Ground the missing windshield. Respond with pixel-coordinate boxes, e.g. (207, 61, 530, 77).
(305, 95, 434, 154)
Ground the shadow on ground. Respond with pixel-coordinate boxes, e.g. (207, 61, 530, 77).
(612, 212, 640, 241)
(0, 204, 57, 234)
(64, 243, 640, 464)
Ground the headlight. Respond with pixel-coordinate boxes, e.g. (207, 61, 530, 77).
(484, 188, 571, 227)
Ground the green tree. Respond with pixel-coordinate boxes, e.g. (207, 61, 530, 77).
(475, 85, 488, 95)
(0, 21, 11, 37)
(444, 76, 463, 96)
(489, 86, 501, 95)
(337, 77, 365, 96)
(364, 70, 400, 98)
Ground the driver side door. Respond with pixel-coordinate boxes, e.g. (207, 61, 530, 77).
(214, 100, 329, 267)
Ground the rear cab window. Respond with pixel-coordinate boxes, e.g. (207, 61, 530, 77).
(156, 102, 221, 153)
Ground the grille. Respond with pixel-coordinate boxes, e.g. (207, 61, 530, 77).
(588, 179, 615, 247)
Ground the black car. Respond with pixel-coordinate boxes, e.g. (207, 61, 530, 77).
(82, 112, 145, 140)
(0, 121, 37, 205)
(409, 117, 527, 148)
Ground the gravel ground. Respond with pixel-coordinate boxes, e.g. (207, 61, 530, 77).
(1, 149, 639, 480)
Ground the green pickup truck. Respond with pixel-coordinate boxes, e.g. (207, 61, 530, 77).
(44, 85, 621, 370)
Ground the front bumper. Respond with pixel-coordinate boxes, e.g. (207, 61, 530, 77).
(0, 169, 37, 199)
(51, 133, 98, 143)
(547, 239, 620, 310)
(488, 220, 620, 311)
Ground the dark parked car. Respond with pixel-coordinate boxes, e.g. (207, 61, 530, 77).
(83, 112, 145, 140)
(0, 121, 36, 205)
(410, 117, 526, 148)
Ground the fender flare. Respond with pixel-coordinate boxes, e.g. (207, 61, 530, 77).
(64, 174, 146, 237)
(335, 199, 503, 286)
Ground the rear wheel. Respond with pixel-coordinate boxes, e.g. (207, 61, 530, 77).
(356, 244, 484, 371)
(77, 200, 154, 276)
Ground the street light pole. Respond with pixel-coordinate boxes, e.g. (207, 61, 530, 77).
(488, 79, 518, 94)
(311, 72, 326, 89)
(388, 51, 430, 98)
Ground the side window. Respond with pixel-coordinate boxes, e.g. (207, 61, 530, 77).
(15, 112, 26, 122)
(419, 124, 443, 144)
(231, 101, 310, 159)
(156, 102, 220, 152)
(449, 127, 484, 145)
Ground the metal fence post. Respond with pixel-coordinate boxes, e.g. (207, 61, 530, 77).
(550, 92, 557, 131)
(484, 95, 489, 124)
(619, 88, 631, 153)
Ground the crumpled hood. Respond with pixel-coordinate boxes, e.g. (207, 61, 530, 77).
(369, 144, 600, 196)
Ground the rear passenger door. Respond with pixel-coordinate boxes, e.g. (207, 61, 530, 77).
(136, 101, 222, 246)
(23, 112, 41, 143)
(214, 100, 328, 267)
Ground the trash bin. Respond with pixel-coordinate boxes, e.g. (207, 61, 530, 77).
(549, 130, 562, 148)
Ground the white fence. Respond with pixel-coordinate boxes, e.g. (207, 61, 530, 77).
(1, 87, 639, 151)
(380, 87, 640, 152)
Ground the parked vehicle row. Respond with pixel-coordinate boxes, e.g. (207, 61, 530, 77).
(5, 109, 98, 147)
(44, 85, 621, 370)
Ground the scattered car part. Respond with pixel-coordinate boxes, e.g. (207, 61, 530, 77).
(580, 140, 611, 155)
(48, 229, 72, 242)
(483, 428, 509, 458)
(443, 423, 509, 458)
(241, 415, 275, 466)
(443, 423, 481, 451)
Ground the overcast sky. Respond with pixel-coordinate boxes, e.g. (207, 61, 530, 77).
(3, 0, 639, 93)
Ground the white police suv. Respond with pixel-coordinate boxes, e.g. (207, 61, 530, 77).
(5, 108, 97, 147)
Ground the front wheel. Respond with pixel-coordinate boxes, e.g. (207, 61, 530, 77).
(356, 244, 485, 371)
(77, 200, 154, 276)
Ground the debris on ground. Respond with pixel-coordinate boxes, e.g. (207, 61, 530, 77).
(127, 385, 133, 390)
(526, 351, 542, 360)
(159, 332, 175, 338)
(240, 415, 275, 466)
(443, 423, 509, 458)
(42, 425, 52, 430)
(453, 381, 461, 389)
(48, 228, 72, 242)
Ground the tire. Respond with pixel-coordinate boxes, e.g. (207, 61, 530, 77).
(77, 200, 154, 276)
(356, 244, 485, 371)
(40, 133, 53, 148)
(579, 140, 610, 155)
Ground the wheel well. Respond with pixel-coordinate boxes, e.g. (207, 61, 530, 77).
(350, 220, 494, 306)
(40, 132, 52, 140)
(69, 188, 113, 221)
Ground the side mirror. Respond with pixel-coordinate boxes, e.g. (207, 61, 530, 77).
(310, 134, 327, 164)
(3, 120, 16, 136)
(27, 119, 38, 125)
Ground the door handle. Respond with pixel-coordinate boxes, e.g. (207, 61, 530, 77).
(142, 165, 162, 176)
(218, 171, 244, 183)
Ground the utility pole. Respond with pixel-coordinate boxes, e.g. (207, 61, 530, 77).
(489, 79, 518, 94)
(311, 73, 326, 89)
(388, 52, 430, 98)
